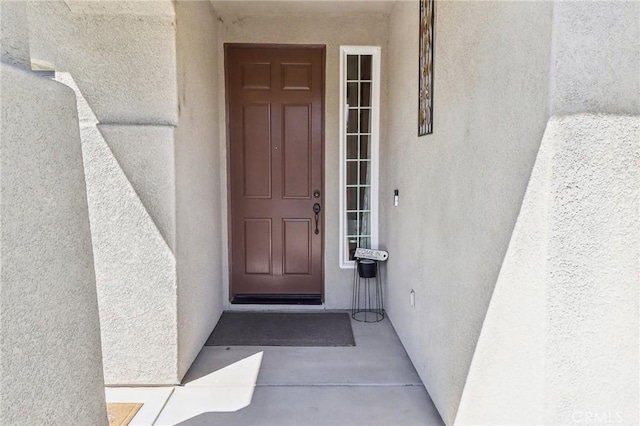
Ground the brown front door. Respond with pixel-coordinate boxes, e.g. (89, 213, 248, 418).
(226, 45, 324, 302)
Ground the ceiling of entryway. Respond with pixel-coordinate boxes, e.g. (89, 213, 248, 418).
(210, 0, 397, 19)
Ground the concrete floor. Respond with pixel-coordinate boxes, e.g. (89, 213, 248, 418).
(107, 314, 444, 425)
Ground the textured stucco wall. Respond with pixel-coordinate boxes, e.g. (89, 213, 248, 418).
(1, 64, 107, 425)
(0, 1, 30, 69)
(57, 74, 179, 385)
(98, 124, 176, 251)
(28, 0, 178, 124)
(456, 2, 640, 422)
(31, 0, 226, 384)
(455, 112, 551, 424)
(549, 1, 640, 115)
(82, 123, 177, 385)
(543, 115, 638, 424)
(174, 0, 224, 380)
(456, 114, 640, 425)
(218, 12, 389, 309)
(381, 1, 553, 423)
(28, 1, 183, 384)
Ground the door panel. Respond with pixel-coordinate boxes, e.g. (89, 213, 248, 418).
(242, 62, 271, 90)
(282, 63, 312, 90)
(283, 219, 312, 275)
(244, 219, 272, 275)
(283, 104, 311, 199)
(242, 104, 272, 198)
(227, 45, 324, 299)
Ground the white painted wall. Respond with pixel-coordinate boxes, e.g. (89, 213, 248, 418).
(217, 12, 389, 309)
(174, 0, 225, 380)
(0, 64, 107, 425)
(381, 1, 553, 423)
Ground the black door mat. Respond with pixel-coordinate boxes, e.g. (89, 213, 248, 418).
(205, 312, 355, 347)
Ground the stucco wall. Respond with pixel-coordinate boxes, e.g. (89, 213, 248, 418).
(98, 124, 177, 251)
(30, 0, 226, 384)
(57, 74, 179, 385)
(549, 0, 640, 115)
(1, 64, 107, 425)
(381, 1, 553, 423)
(218, 12, 389, 309)
(29, 1, 183, 384)
(456, 1, 640, 423)
(455, 111, 552, 424)
(0, 1, 30, 69)
(28, 1, 177, 125)
(174, 0, 224, 380)
(456, 114, 640, 425)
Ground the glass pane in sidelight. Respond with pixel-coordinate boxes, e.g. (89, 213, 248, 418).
(347, 109, 359, 133)
(359, 212, 370, 236)
(347, 212, 358, 235)
(359, 237, 371, 249)
(347, 135, 358, 159)
(347, 187, 358, 210)
(359, 109, 370, 133)
(360, 55, 372, 80)
(347, 161, 358, 185)
(347, 55, 358, 80)
(347, 82, 359, 107)
(358, 186, 370, 210)
(359, 135, 370, 159)
(359, 161, 371, 185)
(348, 237, 358, 261)
(360, 82, 371, 107)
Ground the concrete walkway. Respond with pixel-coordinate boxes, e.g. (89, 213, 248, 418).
(106, 315, 444, 425)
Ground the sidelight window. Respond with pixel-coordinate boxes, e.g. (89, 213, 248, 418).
(339, 46, 380, 268)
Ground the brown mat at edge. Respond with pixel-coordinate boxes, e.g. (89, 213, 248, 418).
(107, 403, 143, 426)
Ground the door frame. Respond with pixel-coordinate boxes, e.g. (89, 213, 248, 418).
(223, 43, 326, 304)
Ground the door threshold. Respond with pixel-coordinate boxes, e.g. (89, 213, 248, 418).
(226, 303, 327, 312)
(231, 295, 322, 305)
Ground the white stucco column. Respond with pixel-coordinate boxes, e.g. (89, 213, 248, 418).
(27, 0, 226, 385)
(456, 1, 640, 423)
(1, 2, 107, 423)
(0, 64, 108, 425)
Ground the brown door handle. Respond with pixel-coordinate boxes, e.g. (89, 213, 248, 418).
(313, 203, 321, 234)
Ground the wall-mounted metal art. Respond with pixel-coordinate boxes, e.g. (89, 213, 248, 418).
(418, 0, 435, 136)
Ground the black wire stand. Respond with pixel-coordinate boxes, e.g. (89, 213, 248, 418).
(351, 259, 384, 323)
